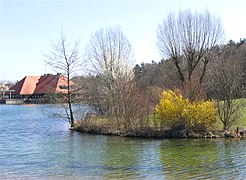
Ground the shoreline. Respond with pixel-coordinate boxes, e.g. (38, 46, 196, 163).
(73, 121, 245, 139)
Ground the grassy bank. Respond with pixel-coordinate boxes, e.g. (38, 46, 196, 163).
(73, 98, 246, 138)
(214, 99, 246, 131)
(241, 105, 246, 126)
(235, 98, 246, 127)
(73, 116, 172, 138)
(74, 114, 245, 138)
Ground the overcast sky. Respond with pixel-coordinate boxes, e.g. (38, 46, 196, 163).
(1, 0, 246, 82)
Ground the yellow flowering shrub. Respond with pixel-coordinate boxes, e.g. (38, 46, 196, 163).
(155, 90, 185, 127)
(156, 90, 217, 131)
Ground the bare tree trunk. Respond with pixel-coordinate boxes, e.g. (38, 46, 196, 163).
(44, 32, 82, 128)
(209, 45, 246, 131)
(67, 73, 74, 127)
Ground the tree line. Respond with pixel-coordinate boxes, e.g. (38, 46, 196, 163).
(134, 39, 246, 131)
(44, 10, 246, 133)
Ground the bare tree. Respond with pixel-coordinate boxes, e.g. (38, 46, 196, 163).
(157, 10, 224, 99)
(44, 33, 81, 128)
(85, 26, 134, 114)
(208, 45, 246, 131)
(85, 26, 147, 130)
(87, 26, 134, 77)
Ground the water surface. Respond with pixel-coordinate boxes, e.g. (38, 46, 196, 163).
(0, 104, 245, 179)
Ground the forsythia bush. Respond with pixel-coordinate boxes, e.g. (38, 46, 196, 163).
(156, 90, 217, 131)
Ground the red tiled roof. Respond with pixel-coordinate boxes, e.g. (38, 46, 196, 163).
(10, 74, 73, 95)
(33, 75, 59, 94)
(10, 76, 40, 95)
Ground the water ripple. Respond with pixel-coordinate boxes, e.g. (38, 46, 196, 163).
(1, 105, 246, 179)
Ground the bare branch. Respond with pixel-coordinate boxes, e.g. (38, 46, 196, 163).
(43, 33, 83, 127)
(157, 10, 225, 98)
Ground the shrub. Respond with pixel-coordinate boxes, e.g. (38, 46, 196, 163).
(156, 90, 217, 132)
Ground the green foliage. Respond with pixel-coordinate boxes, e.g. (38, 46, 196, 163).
(156, 90, 217, 132)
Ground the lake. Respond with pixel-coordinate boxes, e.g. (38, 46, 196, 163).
(0, 104, 245, 179)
